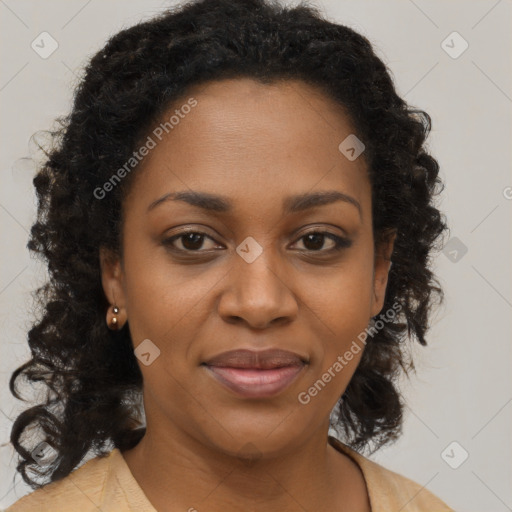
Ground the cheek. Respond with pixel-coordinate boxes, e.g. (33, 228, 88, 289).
(121, 233, 215, 336)
(303, 253, 374, 388)
(300, 285, 370, 410)
(310, 251, 375, 331)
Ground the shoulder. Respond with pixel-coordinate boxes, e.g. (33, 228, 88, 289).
(5, 450, 116, 512)
(329, 436, 455, 512)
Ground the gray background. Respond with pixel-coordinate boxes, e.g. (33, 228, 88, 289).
(1, 0, 511, 510)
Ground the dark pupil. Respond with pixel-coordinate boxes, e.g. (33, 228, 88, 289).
(182, 233, 204, 250)
(181, 233, 326, 251)
(303, 233, 324, 250)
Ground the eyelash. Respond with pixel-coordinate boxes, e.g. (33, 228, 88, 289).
(162, 229, 352, 255)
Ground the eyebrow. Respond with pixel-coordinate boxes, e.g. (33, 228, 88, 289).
(147, 189, 362, 218)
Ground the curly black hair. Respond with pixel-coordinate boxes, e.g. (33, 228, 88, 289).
(8, 0, 447, 489)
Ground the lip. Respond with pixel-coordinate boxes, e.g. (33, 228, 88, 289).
(202, 349, 308, 398)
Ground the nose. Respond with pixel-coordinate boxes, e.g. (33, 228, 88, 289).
(217, 245, 298, 330)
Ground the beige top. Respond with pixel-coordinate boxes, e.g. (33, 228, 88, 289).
(6, 436, 454, 511)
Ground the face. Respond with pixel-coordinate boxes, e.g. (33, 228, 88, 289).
(100, 78, 394, 458)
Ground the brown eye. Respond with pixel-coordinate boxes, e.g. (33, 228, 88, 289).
(180, 233, 206, 250)
(162, 229, 352, 256)
(293, 231, 352, 252)
(162, 231, 220, 252)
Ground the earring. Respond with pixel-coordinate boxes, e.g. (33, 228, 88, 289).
(107, 304, 121, 330)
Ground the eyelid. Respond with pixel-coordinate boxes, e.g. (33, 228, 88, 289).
(162, 225, 352, 254)
(163, 228, 223, 251)
(289, 230, 352, 251)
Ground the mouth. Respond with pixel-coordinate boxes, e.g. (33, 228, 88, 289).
(202, 348, 308, 399)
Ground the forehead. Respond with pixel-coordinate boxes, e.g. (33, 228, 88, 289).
(124, 77, 370, 218)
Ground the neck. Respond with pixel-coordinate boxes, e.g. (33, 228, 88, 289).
(121, 422, 369, 512)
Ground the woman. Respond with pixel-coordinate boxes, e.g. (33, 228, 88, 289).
(6, 0, 453, 510)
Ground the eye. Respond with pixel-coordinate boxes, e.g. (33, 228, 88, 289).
(162, 229, 352, 255)
(292, 231, 352, 253)
(162, 231, 222, 252)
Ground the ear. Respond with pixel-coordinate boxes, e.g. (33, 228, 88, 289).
(99, 246, 127, 317)
(370, 228, 396, 317)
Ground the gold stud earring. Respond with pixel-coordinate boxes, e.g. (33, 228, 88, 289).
(108, 304, 121, 330)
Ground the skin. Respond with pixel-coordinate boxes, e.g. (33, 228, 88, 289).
(100, 77, 395, 512)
